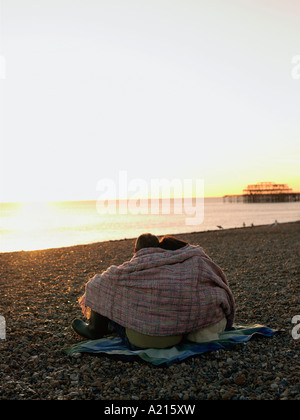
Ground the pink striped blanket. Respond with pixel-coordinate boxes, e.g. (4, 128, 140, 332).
(79, 245, 235, 336)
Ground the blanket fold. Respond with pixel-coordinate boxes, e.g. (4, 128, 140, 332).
(79, 245, 235, 336)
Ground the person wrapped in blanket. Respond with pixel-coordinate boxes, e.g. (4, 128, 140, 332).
(72, 233, 235, 349)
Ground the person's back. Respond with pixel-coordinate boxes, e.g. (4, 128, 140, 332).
(159, 235, 227, 343)
(126, 233, 183, 349)
(126, 235, 228, 348)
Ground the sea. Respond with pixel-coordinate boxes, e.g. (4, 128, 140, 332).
(0, 197, 299, 253)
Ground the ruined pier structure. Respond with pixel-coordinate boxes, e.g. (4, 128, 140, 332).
(224, 182, 300, 203)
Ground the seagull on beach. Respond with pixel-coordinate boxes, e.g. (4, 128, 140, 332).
(269, 220, 278, 228)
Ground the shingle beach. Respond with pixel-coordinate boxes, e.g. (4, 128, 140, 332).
(0, 221, 299, 400)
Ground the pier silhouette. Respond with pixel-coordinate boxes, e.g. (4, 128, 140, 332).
(224, 182, 300, 203)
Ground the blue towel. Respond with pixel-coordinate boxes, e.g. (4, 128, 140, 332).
(63, 324, 279, 366)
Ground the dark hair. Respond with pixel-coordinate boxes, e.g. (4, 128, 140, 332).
(135, 233, 159, 251)
(159, 235, 188, 251)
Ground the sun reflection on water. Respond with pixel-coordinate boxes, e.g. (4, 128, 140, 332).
(0, 202, 66, 252)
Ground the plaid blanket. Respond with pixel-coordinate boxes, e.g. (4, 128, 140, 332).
(79, 245, 235, 336)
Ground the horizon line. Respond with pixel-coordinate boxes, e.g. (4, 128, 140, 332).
(0, 196, 225, 204)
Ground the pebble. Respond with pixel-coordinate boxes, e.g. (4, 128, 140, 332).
(234, 375, 246, 386)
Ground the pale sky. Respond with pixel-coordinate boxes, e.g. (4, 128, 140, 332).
(0, 0, 299, 202)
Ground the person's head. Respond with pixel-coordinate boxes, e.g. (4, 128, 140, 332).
(135, 233, 159, 253)
(159, 235, 188, 251)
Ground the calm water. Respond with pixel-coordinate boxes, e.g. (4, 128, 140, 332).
(0, 198, 299, 253)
